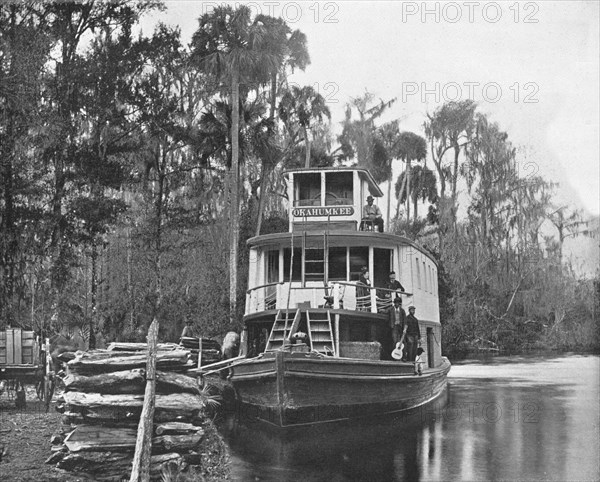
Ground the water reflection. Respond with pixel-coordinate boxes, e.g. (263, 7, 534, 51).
(222, 355, 599, 481)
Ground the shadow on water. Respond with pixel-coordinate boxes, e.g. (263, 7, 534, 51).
(220, 355, 599, 481)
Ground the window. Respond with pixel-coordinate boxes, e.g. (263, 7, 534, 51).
(283, 248, 302, 281)
(349, 247, 368, 281)
(328, 247, 347, 281)
(294, 173, 321, 206)
(325, 171, 353, 206)
(266, 250, 279, 283)
(423, 261, 427, 292)
(415, 258, 421, 290)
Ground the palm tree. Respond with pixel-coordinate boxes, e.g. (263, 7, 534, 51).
(252, 15, 309, 236)
(338, 92, 396, 169)
(395, 165, 438, 220)
(278, 85, 330, 168)
(378, 120, 402, 229)
(191, 5, 280, 324)
(395, 132, 427, 222)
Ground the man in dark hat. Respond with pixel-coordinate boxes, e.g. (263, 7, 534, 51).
(362, 195, 383, 232)
(403, 305, 421, 362)
(388, 296, 406, 349)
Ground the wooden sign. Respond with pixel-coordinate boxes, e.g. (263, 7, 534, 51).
(292, 206, 354, 217)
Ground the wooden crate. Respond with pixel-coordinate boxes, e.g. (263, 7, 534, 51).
(0, 330, 5, 364)
(339, 341, 382, 360)
(0, 328, 37, 365)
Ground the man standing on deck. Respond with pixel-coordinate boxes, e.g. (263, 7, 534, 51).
(385, 271, 405, 298)
(363, 195, 384, 232)
(388, 296, 406, 348)
(403, 306, 421, 363)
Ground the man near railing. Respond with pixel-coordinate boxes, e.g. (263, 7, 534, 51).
(386, 271, 405, 295)
(356, 267, 371, 311)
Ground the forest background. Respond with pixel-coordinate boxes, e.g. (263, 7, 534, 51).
(0, 2, 598, 355)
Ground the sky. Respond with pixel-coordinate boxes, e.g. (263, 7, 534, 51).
(142, 0, 600, 217)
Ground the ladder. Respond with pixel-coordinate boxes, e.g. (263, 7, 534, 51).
(265, 309, 299, 351)
(302, 229, 328, 283)
(306, 310, 335, 355)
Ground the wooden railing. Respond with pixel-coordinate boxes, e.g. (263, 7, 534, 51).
(246, 281, 413, 314)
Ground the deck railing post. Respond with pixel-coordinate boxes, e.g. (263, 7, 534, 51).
(370, 289, 377, 313)
(332, 283, 340, 309)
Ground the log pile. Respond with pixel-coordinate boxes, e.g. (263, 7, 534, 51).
(48, 345, 212, 480)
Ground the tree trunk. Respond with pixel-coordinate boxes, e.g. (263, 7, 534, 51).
(255, 72, 278, 237)
(413, 194, 418, 220)
(405, 160, 412, 224)
(60, 392, 204, 424)
(451, 145, 460, 228)
(386, 175, 392, 230)
(154, 145, 167, 317)
(395, 164, 408, 219)
(303, 126, 310, 168)
(63, 369, 200, 395)
(89, 240, 97, 349)
(66, 350, 191, 375)
(126, 224, 135, 334)
(230, 69, 240, 326)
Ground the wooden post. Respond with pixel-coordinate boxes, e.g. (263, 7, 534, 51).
(129, 318, 158, 482)
(197, 337, 202, 369)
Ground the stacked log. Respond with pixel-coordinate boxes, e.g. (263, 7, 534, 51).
(48, 346, 212, 480)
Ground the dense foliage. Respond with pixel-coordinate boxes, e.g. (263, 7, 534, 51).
(0, 3, 597, 354)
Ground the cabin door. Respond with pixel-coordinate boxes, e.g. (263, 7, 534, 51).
(373, 248, 391, 292)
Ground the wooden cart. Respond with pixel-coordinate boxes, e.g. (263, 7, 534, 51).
(0, 328, 54, 410)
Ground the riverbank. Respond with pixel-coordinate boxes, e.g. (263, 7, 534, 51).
(0, 386, 231, 481)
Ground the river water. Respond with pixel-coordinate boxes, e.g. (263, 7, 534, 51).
(220, 354, 599, 481)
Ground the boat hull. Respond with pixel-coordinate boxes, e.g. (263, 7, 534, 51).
(229, 351, 451, 427)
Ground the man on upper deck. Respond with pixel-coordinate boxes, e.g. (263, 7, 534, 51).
(362, 195, 383, 232)
(386, 271, 405, 297)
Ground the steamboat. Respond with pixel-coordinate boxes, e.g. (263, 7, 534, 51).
(205, 167, 450, 427)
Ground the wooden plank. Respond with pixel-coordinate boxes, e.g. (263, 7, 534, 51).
(22, 347, 33, 364)
(6, 329, 14, 364)
(130, 317, 159, 482)
(14, 329, 22, 364)
(22, 331, 35, 340)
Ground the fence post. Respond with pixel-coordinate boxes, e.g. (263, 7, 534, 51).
(129, 318, 158, 482)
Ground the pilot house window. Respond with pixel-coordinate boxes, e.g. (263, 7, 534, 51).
(325, 172, 353, 206)
(295, 173, 321, 206)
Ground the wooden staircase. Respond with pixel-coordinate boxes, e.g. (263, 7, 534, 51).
(265, 309, 299, 351)
(306, 310, 335, 355)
